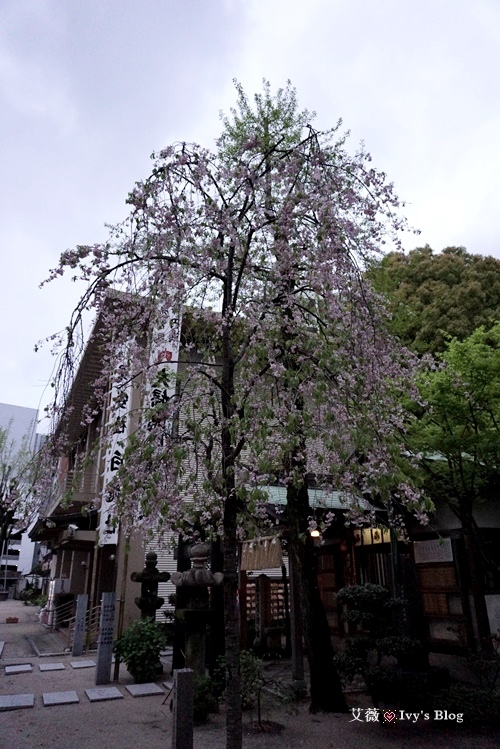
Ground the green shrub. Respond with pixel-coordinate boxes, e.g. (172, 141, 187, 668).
(335, 585, 421, 669)
(465, 644, 500, 692)
(20, 586, 44, 606)
(193, 675, 219, 724)
(214, 650, 295, 727)
(214, 650, 264, 709)
(334, 583, 423, 703)
(434, 684, 500, 723)
(113, 618, 167, 683)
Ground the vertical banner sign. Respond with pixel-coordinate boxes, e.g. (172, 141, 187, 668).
(98, 311, 181, 545)
(98, 379, 133, 546)
(146, 314, 182, 442)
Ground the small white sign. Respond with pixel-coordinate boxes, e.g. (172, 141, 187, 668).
(413, 538, 453, 564)
(48, 577, 69, 596)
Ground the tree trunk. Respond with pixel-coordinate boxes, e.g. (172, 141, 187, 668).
(287, 481, 349, 712)
(220, 265, 243, 749)
(209, 538, 225, 673)
(458, 501, 492, 652)
(223, 498, 242, 749)
(463, 532, 492, 652)
(277, 282, 348, 713)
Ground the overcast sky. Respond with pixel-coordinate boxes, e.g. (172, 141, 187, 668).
(1, 0, 499, 422)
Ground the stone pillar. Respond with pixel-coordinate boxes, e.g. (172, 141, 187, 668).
(95, 592, 115, 685)
(172, 668, 194, 749)
(72, 593, 88, 657)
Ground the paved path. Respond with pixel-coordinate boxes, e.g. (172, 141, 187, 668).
(1, 600, 499, 749)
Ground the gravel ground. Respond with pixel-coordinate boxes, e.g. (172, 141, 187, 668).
(1, 600, 499, 749)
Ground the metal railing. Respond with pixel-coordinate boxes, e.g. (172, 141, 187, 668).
(40, 598, 76, 633)
(65, 603, 102, 651)
(64, 469, 100, 503)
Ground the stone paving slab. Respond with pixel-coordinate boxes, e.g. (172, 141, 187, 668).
(5, 663, 33, 674)
(70, 659, 96, 669)
(125, 683, 164, 697)
(85, 686, 124, 702)
(0, 693, 35, 711)
(39, 662, 66, 671)
(43, 690, 80, 706)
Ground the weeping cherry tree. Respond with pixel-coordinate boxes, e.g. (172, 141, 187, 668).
(40, 81, 430, 749)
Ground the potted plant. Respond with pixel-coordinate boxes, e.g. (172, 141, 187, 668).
(113, 618, 167, 683)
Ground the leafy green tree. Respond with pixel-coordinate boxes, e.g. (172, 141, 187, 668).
(367, 246, 500, 354)
(409, 323, 500, 646)
(411, 322, 500, 538)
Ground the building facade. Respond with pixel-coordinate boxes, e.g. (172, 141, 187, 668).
(29, 303, 500, 657)
(0, 402, 42, 597)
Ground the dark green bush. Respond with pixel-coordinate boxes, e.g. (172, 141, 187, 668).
(334, 583, 424, 705)
(214, 650, 295, 727)
(434, 684, 500, 723)
(113, 618, 166, 683)
(193, 675, 219, 724)
(20, 586, 44, 606)
(465, 646, 500, 692)
(335, 584, 421, 667)
(214, 650, 264, 709)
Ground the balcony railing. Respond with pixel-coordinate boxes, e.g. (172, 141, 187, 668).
(41, 469, 101, 516)
(63, 470, 100, 504)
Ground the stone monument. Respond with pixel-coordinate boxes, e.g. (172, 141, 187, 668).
(130, 551, 170, 619)
(171, 542, 224, 676)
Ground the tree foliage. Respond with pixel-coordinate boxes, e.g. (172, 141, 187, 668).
(367, 245, 500, 354)
(42, 81, 424, 536)
(39, 81, 429, 746)
(409, 322, 500, 529)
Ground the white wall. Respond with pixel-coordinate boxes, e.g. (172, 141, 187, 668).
(0, 402, 41, 582)
(0, 402, 38, 451)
